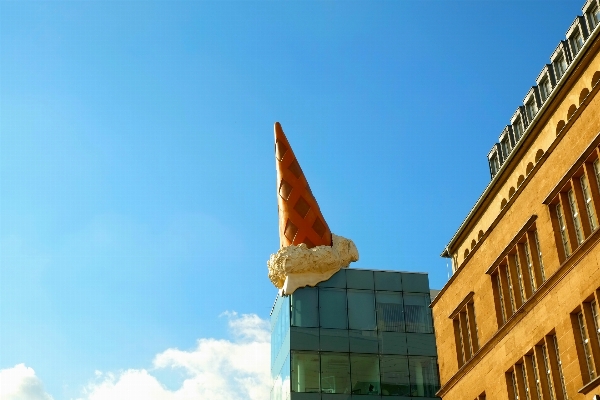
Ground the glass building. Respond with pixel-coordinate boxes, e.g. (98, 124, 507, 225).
(270, 268, 440, 400)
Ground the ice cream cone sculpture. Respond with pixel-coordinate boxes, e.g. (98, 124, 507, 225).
(268, 122, 359, 294)
(274, 121, 332, 249)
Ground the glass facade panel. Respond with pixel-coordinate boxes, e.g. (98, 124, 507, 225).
(380, 355, 410, 396)
(347, 269, 374, 290)
(350, 354, 380, 395)
(408, 356, 440, 397)
(272, 269, 440, 400)
(320, 288, 348, 329)
(401, 273, 429, 293)
(320, 329, 350, 352)
(376, 291, 405, 332)
(291, 327, 319, 351)
(348, 290, 376, 330)
(321, 353, 351, 394)
(349, 330, 379, 353)
(378, 331, 408, 355)
(292, 352, 320, 393)
(374, 272, 402, 291)
(292, 287, 319, 328)
(404, 293, 433, 333)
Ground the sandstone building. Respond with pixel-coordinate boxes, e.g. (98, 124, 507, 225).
(432, 1, 600, 399)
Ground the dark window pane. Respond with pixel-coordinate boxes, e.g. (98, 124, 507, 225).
(376, 291, 405, 332)
(350, 354, 381, 395)
(380, 355, 410, 396)
(406, 333, 437, 357)
(292, 287, 319, 327)
(346, 269, 374, 289)
(349, 330, 379, 353)
(321, 353, 351, 394)
(319, 288, 348, 329)
(320, 328, 350, 352)
(378, 331, 408, 355)
(348, 290, 376, 330)
(375, 271, 403, 291)
(292, 352, 321, 393)
(291, 327, 319, 351)
(404, 293, 433, 333)
(401, 273, 429, 293)
(408, 356, 440, 397)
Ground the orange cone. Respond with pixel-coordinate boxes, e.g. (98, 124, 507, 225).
(274, 122, 333, 249)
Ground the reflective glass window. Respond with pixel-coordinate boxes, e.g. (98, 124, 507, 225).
(320, 329, 349, 352)
(319, 288, 348, 329)
(348, 290, 376, 330)
(349, 330, 379, 353)
(380, 355, 410, 396)
(374, 271, 402, 291)
(347, 269, 374, 289)
(292, 352, 320, 393)
(408, 356, 440, 397)
(321, 353, 351, 394)
(292, 287, 319, 327)
(350, 354, 381, 395)
(404, 293, 433, 333)
(376, 291, 405, 332)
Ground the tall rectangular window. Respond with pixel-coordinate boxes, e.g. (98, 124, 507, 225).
(570, 30, 584, 55)
(451, 296, 479, 364)
(408, 356, 440, 397)
(540, 78, 551, 102)
(526, 99, 538, 122)
(568, 190, 584, 245)
(580, 174, 598, 231)
(291, 287, 319, 327)
(533, 232, 546, 282)
(594, 159, 600, 189)
(556, 204, 571, 257)
(404, 293, 433, 333)
(496, 274, 507, 324)
(491, 154, 501, 176)
(347, 290, 376, 330)
(530, 353, 543, 400)
(541, 344, 556, 400)
(319, 288, 347, 329)
(521, 363, 532, 400)
(376, 291, 404, 332)
(554, 54, 567, 79)
(510, 370, 519, 400)
(592, 300, 600, 345)
(523, 242, 536, 293)
(513, 118, 524, 141)
(588, 4, 599, 31)
(578, 311, 596, 380)
(501, 138, 511, 160)
(506, 265, 517, 313)
(350, 354, 380, 395)
(380, 356, 410, 396)
(514, 254, 527, 303)
(292, 352, 320, 393)
(321, 353, 351, 394)
(552, 335, 568, 400)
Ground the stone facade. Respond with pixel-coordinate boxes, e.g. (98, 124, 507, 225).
(432, 3, 600, 400)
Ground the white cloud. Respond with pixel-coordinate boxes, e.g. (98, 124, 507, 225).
(0, 364, 54, 400)
(78, 312, 271, 400)
(0, 312, 271, 400)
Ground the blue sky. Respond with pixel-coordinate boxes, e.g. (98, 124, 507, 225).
(0, 1, 585, 399)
